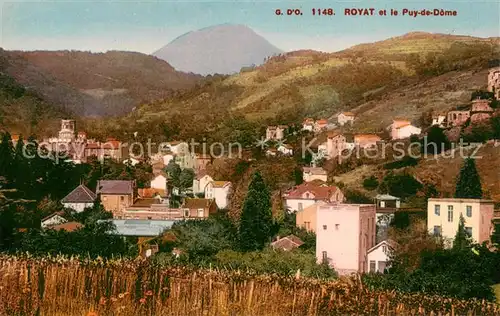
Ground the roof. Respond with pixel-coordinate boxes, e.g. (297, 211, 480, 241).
(103, 219, 176, 237)
(327, 131, 343, 138)
(41, 211, 66, 222)
(354, 134, 382, 141)
(392, 120, 412, 129)
(195, 170, 210, 180)
(61, 184, 97, 203)
(210, 181, 232, 188)
(367, 239, 398, 254)
(303, 167, 327, 175)
(96, 180, 134, 195)
(316, 119, 328, 124)
(375, 194, 400, 201)
(271, 235, 304, 251)
(48, 222, 83, 232)
(138, 188, 167, 198)
(300, 201, 327, 213)
(285, 183, 340, 200)
(183, 198, 215, 209)
(340, 112, 355, 117)
(130, 198, 162, 207)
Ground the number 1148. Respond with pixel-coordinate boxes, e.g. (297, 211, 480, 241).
(312, 8, 335, 15)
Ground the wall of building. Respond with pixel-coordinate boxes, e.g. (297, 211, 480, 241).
(101, 194, 134, 215)
(427, 199, 494, 245)
(63, 202, 94, 213)
(296, 202, 324, 233)
(151, 175, 167, 191)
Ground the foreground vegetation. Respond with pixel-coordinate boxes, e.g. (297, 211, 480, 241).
(1, 255, 499, 316)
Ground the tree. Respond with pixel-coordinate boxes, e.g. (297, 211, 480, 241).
(425, 126, 450, 155)
(166, 160, 182, 188)
(179, 168, 195, 190)
(453, 214, 471, 250)
(238, 171, 273, 251)
(491, 222, 500, 246)
(455, 158, 482, 199)
(293, 167, 303, 185)
(362, 175, 378, 190)
(0, 132, 14, 182)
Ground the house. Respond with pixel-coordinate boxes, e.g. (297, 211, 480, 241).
(182, 198, 217, 218)
(427, 198, 494, 247)
(354, 134, 382, 148)
(314, 119, 328, 133)
(432, 114, 446, 127)
(488, 67, 500, 99)
(388, 120, 421, 140)
(337, 112, 355, 126)
(103, 219, 175, 237)
(367, 240, 397, 273)
(138, 188, 167, 199)
(121, 196, 172, 220)
(302, 118, 315, 132)
(447, 110, 470, 127)
(326, 131, 346, 158)
(150, 171, 168, 192)
(61, 184, 97, 213)
(283, 182, 344, 212)
(265, 148, 278, 156)
(316, 203, 376, 275)
(470, 99, 494, 123)
(375, 194, 401, 209)
(96, 180, 135, 215)
(84, 138, 122, 162)
(302, 167, 328, 183)
(271, 235, 304, 251)
(41, 212, 68, 228)
(277, 144, 293, 156)
(48, 222, 83, 232)
(192, 172, 214, 195)
(296, 201, 326, 232)
(204, 181, 232, 209)
(265, 126, 286, 141)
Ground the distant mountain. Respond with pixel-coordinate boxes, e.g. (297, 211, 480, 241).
(153, 24, 283, 75)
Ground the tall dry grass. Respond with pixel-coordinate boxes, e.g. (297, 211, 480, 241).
(0, 255, 499, 316)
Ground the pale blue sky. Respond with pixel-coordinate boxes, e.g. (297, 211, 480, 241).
(1, 0, 499, 53)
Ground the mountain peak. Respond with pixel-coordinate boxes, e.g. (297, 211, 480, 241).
(153, 24, 283, 75)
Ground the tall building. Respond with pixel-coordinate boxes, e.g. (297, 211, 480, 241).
(427, 198, 494, 246)
(316, 203, 376, 275)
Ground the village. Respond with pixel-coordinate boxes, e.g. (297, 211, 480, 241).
(21, 66, 499, 275)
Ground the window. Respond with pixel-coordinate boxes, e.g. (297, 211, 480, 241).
(304, 222, 310, 230)
(382, 245, 387, 254)
(447, 205, 453, 222)
(335, 224, 339, 230)
(184, 209, 189, 217)
(466, 205, 472, 217)
(120, 196, 124, 201)
(323, 225, 327, 230)
(465, 227, 472, 237)
(434, 204, 440, 216)
(433, 225, 441, 236)
(298, 203, 303, 211)
(322, 251, 328, 264)
(369, 261, 376, 272)
(198, 209, 204, 218)
(147, 216, 152, 220)
(378, 261, 387, 273)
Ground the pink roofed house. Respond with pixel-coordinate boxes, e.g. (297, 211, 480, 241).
(316, 203, 376, 275)
(283, 182, 344, 212)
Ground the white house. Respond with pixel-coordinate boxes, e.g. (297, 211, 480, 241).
(150, 171, 168, 192)
(326, 132, 346, 158)
(432, 115, 446, 127)
(61, 184, 97, 213)
(204, 181, 232, 209)
(367, 240, 396, 273)
(265, 126, 286, 141)
(192, 172, 214, 195)
(277, 144, 293, 156)
(337, 112, 355, 126)
(302, 118, 314, 132)
(283, 182, 344, 213)
(302, 167, 328, 183)
(41, 212, 68, 228)
(388, 120, 421, 140)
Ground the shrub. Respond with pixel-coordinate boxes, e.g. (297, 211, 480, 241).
(362, 175, 379, 190)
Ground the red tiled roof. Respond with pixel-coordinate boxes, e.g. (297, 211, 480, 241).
(341, 112, 355, 117)
(183, 198, 215, 209)
(285, 183, 340, 200)
(316, 119, 328, 124)
(210, 181, 231, 188)
(354, 134, 381, 141)
(49, 222, 83, 232)
(271, 234, 304, 251)
(138, 188, 166, 198)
